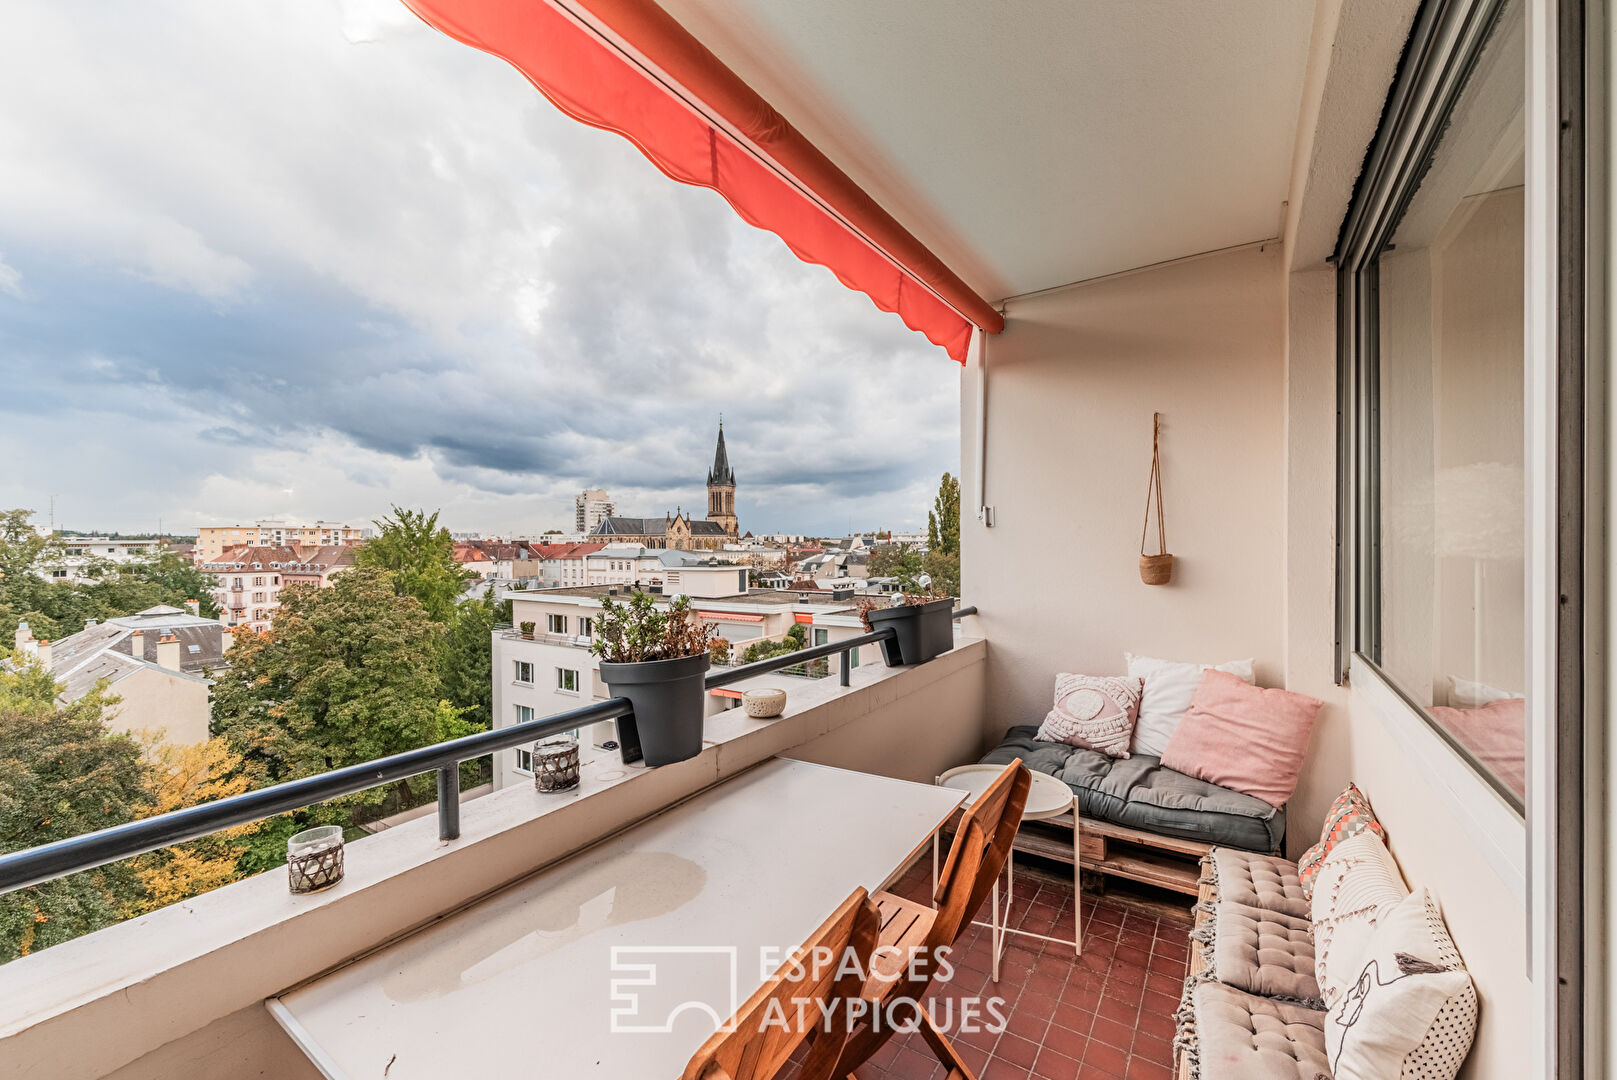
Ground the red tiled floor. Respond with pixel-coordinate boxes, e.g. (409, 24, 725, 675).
(847, 858, 1193, 1080)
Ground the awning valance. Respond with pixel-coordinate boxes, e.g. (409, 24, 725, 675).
(401, 0, 1000, 363)
(697, 611, 764, 623)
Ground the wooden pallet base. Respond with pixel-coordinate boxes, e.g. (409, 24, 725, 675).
(1012, 813, 1210, 897)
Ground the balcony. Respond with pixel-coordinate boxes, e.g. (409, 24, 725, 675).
(3, 623, 1039, 1080)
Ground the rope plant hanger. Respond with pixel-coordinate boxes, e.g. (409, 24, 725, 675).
(1139, 412, 1173, 585)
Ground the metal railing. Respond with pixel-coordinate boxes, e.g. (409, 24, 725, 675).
(0, 607, 977, 896)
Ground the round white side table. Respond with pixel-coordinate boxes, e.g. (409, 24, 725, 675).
(934, 764, 1081, 981)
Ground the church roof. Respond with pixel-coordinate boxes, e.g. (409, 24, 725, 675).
(595, 516, 668, 537)
(707, 422, 735, 487)
(688, 520, 728, 535)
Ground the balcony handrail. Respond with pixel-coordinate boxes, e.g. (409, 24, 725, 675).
(0, 607, 975, 897)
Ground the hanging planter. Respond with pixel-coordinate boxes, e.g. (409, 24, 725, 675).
(592, 591, 716, 767)
(862, 596, 955, 666)
(1139, 412, 1174, 585)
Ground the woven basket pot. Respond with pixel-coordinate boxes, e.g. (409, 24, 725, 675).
(1139, 552, 1174, 586)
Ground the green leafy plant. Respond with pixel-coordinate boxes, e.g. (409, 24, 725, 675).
(519, 621, 535, 638)
(590, 592, 715, 664)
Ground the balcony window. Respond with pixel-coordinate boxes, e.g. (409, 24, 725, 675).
(578, 616, 593, 637)
(556, 668, 580, 694)
(547, 613, 566, 634)
(514, 661, 534, 685)
(1338, 0, 1526, 809)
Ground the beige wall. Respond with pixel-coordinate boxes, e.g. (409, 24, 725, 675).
(105, 667, 211, 747)
(961, 243, 1288, 741)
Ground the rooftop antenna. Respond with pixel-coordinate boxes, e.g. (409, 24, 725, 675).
(48, 494, 57, 533)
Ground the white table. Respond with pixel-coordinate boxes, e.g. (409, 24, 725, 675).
(267, 758, 964, 1080)
(933, 764, 1081, 981)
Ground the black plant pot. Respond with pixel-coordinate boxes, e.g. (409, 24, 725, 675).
(598, 652, 712, 766)
(866, 598, 955, 666)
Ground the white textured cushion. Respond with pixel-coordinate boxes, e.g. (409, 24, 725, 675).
(1324, 888, 1477, 1080)
(1035, 673, 1142, 758)
(1124, 652, 1255, 757)
(1311, 831, 1408, 1009)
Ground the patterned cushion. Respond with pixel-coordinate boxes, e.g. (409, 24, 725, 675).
(1205, 848, 1309, 920)
(1035, 673, 1143, 758)
(1298, 783, 1387, 898)
(1323, 888, 1477, 1080)
(1310, 832, 1407, 1010)
(1190, 982, 1329, 1080)
(1208, 901, 1320, 1004)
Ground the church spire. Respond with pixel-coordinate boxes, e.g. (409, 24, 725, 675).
(707, 421, 735, 487)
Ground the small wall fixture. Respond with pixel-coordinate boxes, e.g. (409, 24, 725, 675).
(1139, 412, 1173, 585)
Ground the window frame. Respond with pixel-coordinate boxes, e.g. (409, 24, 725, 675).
(513, 660, 534, 685)
(547, 613, 567, 635)
(556, 667, 580, 694)
(1333, 0, 1528, 817)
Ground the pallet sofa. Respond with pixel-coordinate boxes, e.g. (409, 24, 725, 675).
(1173, 834, 1477, 1080)
(980, 725, 1286, 895)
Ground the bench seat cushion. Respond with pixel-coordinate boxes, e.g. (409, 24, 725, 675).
(1204, 848, 1309, 920)
(1200, 901, 1321, 1005)
(983, 726, 1286, 852)
(1184, 982, 1329, 1080)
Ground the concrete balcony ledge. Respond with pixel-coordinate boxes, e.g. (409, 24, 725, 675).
(0, 636, 988, 1080)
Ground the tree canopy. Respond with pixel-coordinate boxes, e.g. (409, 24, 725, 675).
(353, 507, 472, 623)
(0, 664, 152, 960)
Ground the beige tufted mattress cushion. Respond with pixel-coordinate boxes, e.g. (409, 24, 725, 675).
(1211, 901, 1322, 1005)
(1192, 982, 1331, 1080)
(1207, 848, 1310, 920)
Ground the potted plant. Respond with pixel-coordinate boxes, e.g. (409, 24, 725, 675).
(592, 591, 715, 766)
(519, 621, 535, 640)
(859, 594, 955, 666)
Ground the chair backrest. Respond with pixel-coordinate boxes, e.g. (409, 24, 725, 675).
(682, 887, 881, 1080)
(929, 759, 1032, 950)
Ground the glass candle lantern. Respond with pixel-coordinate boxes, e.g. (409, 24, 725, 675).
(287, 825, 345, 894)
(534, 733, 580, 793)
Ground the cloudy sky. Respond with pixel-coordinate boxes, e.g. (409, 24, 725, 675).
(0, 0, 961, 539)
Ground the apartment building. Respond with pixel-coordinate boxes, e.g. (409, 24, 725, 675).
(200, 542, 356, 632)
(573, 488, 615, 534)
(38, 536, 164, 583)
(194, 519, 362, 562)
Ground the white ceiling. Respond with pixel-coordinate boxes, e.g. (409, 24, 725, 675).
(657, 0, 1318, 302)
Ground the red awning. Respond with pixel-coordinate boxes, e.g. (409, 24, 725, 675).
(792, 612, 814, 624)
(401, 0, 1000, 363)
(697, 611, 764, 622)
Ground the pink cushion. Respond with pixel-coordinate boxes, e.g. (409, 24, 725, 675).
(1035, 674, 1142, 758)
(1427, 698, 1525, 799)
(1160, 670, 1322, 808)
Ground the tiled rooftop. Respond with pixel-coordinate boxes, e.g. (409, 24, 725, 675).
(857, 859, 1191, 1080)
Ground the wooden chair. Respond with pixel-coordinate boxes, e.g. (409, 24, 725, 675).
(682, 887, 881, 1080)
(834, 759, 1033, 1079)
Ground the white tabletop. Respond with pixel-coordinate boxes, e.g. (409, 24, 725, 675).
(268, 758, 964, 1080)
(937, 763, 1075, 821)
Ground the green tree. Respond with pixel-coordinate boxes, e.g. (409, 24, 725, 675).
(443, 587, 498, 731)
(0, 663, 153, 960)
(354, 507, 472, 623)
(927, 472, 961, 557)
(212, 569, 449, 788)
(868, 543, 925, 591)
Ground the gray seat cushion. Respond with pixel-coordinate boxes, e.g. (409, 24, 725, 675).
(1206, 848, 1310, 920)
(983, 726, 1285, 852)
(1206, 901, 1321, 1005)
(1188, 982, 1329, 1080)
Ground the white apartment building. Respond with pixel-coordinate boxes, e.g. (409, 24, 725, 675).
(490, 577, 871, 791)
(573, 489, 615, 535)
(582, 543, 665, 586)
(39, 537, 163, 583)
(194, 519, 362, 562)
